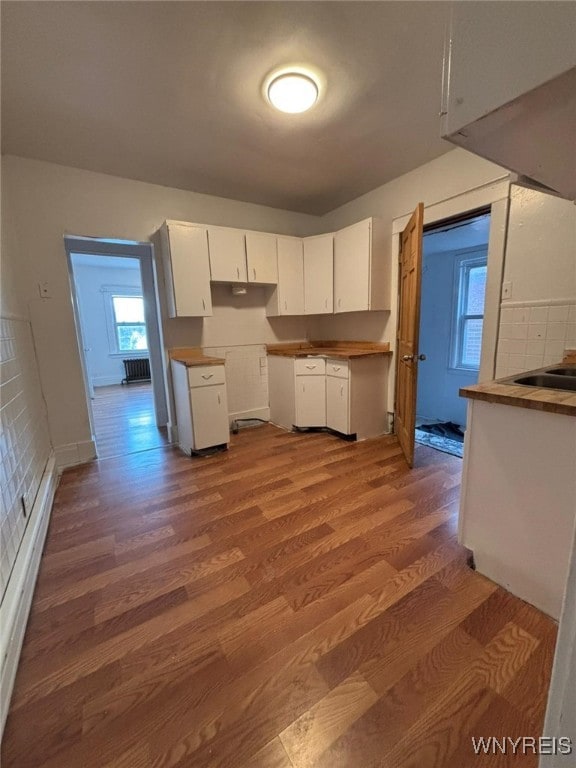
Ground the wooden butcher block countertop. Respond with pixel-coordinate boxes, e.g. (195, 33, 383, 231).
(169, 347, 225, 367)
(266, 340, 392, 359)
(460, 362, 576, 417)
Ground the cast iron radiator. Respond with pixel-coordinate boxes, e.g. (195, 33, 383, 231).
(121, 357, 151, 385)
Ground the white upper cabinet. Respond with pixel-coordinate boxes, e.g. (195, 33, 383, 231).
(303, 233, 333, 315)
(160, 220, 212, 317)
(442, 3, 576, 200)
(207, 226, 247, 283)
(245, 232, 278, 284)
(266, 237, 304, 316)
(333, 218, 389, 314)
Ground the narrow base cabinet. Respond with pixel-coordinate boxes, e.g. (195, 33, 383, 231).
(171, 360, 229, 453)
(269, 355, 389, 440)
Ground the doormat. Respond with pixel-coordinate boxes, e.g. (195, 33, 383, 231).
(415, 421, 464, 459)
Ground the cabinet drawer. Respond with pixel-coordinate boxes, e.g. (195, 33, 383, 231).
(326, 359, 349, 379)
(187, 365, 226, 388)
(294, 358, 326, 376)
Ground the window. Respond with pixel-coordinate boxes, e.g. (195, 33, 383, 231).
(451, 255, 487, 371)
(102, 286, 148, 355)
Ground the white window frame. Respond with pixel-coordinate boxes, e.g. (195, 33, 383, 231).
(450, 251, 488, 373)
(101, 285, 148, 357)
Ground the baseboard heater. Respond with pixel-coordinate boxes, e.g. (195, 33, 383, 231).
(121, 357, 151, 385)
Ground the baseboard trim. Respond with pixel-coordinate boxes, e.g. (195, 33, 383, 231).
(54, 439, 97, 469)
(0, 453, 59, 735)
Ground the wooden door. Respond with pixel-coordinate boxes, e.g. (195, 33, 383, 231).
(395, 203, 424, 468)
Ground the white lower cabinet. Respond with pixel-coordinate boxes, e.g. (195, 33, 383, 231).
(269, 354, 389, 440)
(171, 361, 229, 453)
(294, 357, 326, 427)
(326, 375, 349, 434)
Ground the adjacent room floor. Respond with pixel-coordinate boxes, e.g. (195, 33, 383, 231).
(2, 426, 557, 768)
(91, 382, 169, 459)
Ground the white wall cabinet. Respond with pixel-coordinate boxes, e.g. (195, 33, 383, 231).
(266, 236, 304, 316)
(160, 220, 212, 317)
(294, 357, 326, 428)
(171, 361, 229, 452)
(207, 226, 247, 283)
(303, 233, 333, 315)
(334, 218, 389, 313)
(442, 3, 576, 200)
(245, 231, 278, 284)
(269, 354, 389, 440)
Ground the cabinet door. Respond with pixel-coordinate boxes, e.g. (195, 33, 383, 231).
(277, 237, 304, 315)
(334, 220, 371, 313)
(326, 376, 350, 434)
(190, 384, 229, 449)
(246, 232, 278, 284)
(303, 234, 333, 314)
(208, 227, 247, 282)
(294, 376, 326, 428)
(165, 222, 212, 317)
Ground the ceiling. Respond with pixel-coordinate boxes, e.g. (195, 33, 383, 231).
(1, 1, 453, 215)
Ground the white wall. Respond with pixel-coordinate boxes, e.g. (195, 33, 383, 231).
(495, 186, 576, 377)
(1, 155, 320, 458)
(72, 258, 143, 387)
(417, 243, 488, 427)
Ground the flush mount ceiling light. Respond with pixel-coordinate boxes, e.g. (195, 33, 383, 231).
(266, 69, 320, 114)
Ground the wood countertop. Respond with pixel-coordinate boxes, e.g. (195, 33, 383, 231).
(169, 347, 225, 367)
(266, 340, 392, 360)
(460, 364, 576, 417)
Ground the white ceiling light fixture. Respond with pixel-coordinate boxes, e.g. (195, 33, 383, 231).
(266, 68, 320, 114)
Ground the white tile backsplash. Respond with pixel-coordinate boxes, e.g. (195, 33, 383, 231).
(0, 317, 51, 603)
(497, 301, 576, 376)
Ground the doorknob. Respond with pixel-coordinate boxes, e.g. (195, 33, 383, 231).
(402, 354, 427, 362)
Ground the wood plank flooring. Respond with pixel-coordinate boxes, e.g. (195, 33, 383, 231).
(2, 425, 557, 768)
(91, 383, 169, 459)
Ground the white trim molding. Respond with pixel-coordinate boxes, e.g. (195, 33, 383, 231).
(54, 439, 97, 469)
(0, 453, 59, 736)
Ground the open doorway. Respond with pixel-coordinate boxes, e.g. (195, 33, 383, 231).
(415, 210, 491, 458)
(66, 240, 170, 460)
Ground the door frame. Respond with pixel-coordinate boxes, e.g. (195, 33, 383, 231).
(64, 236, 170, 452)
(390, 179, 510, 420)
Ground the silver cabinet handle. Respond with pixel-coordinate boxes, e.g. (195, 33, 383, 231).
(253, 268, 256, 280)
(325, 298, 328, 309)
(302, 384, 305, 392)
(305, 364, 316, 370)
(333, 366, 341, 371)
(237, 266, 240, 279)
(338, 298, 341, 308)
(217, 393, 221, 405)
(284, 300, 287, 310)
(202, 298, 206, 310)
(201, 373, 214, 379)
(340, 385, 344, 396)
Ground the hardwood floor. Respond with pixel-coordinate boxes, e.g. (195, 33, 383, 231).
(91, 383, 169, 459)
(2, 426, 557, 768)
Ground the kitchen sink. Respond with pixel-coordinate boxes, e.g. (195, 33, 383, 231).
(510, 373, 576, 391)
(545, 368, 576, 376)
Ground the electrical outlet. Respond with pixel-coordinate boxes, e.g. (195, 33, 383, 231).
(502, 281, 512, 300)
(38, 282, 52, 298)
